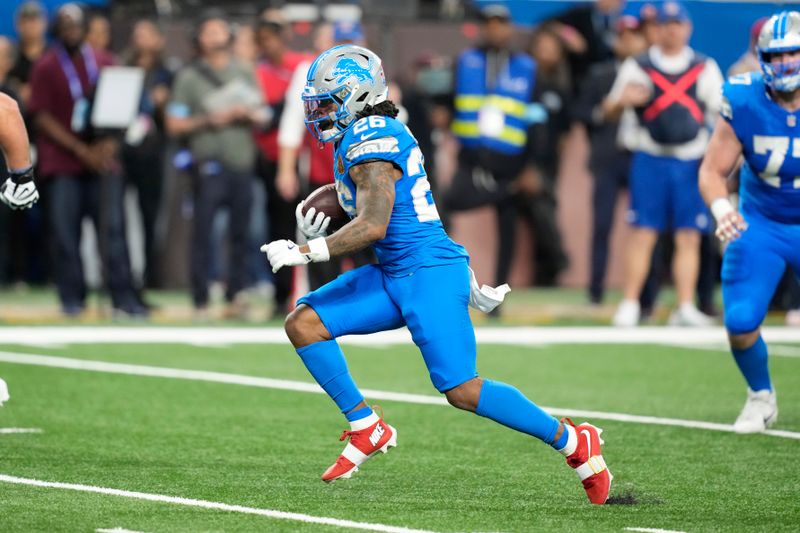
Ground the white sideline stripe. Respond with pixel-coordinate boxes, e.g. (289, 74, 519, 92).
(96, 528, 147, 533)
(667, 342, 800, 359)
(625, 527, 686, 533)
(1, 326, 800, 346)
(0, 427, 43, 434)
(1, 351, 799, 441)
(0, 475, 435, 533)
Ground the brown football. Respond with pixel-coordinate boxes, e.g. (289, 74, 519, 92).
(302, 183, 350, 231)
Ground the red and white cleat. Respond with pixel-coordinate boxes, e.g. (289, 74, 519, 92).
(563, 418, 613, 504)
(321, 416, 397, 483)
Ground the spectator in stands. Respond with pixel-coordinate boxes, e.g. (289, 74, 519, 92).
(8, 3, 48, 288)
(8, 1, 47, 106)
(447, 4, 540, 295)
(606, 2, 723, 327)
(523, 23, 571, 286)
(233, 23, 258, 66)
(275, 22, 336, 216)
(728, 17, 768, 77)
(553, 0, 624, 94)
(86, 11, 112, 53)
(28, 3, 143, 317)
(253, 16, 308, 316)
(574, 14, 647, 304)
(401, 51, 453, 202)
(638, 3, 660, 47)
(121, 19, 173, 289)
(166, 10, 266, 319)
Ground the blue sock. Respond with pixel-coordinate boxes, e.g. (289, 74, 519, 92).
(345, 405, 373, 422)
(296, 340, 364, 414)
(475, 379, 560, 445)
(552, 424, 569, 449)
(732, 335, 772, 391)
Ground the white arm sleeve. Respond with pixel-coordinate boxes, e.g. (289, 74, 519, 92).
(608, 56, 652, 102)
(698, 58, 725, 123)
(278, 60, 311, 150)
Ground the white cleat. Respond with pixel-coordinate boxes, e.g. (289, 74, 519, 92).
(667, 304, 715, 327)
(733, 388, 778, 434)
(612, 299, 640, 327)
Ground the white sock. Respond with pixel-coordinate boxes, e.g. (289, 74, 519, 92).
(557, 424, 577, 457)
(349, 411, 379, 431)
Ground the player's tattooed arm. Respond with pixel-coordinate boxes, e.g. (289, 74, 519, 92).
(306, 161, 400, 257)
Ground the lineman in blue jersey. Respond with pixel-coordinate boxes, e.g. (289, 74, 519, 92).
(261, 45, 613, 503)
(699, 11, 800, 433)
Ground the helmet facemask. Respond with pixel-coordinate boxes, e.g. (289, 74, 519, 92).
(760, 49, 800, 92)
(758, 12, 800, 93)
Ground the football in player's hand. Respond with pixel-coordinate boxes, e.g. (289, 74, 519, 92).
(302, 184, 350, 231)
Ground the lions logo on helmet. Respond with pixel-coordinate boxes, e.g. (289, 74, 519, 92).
(758, 11, 800, 92)
(302, 45, 389, 143)
(331, 57, 374, 85)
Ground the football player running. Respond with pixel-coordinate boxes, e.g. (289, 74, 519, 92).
(699, 11, 800, 433)
(0, 92, 38, 209)
(262, 45, 613, 503)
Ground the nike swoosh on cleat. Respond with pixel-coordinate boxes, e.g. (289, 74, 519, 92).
(580, 429, 592, 459)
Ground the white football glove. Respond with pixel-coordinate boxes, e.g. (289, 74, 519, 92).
(295, 201, 331, 239)
(261, 238, 330, 273)
(468, 267, 511, 313)
(1, 167, 39, 210)
(711, 198, 747, 243)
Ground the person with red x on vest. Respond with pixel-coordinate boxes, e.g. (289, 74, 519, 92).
(604, 1, 724, 327)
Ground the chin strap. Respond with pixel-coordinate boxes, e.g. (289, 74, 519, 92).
(468, 267, 511, 313)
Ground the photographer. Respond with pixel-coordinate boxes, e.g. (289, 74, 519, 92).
(166, 11, 267, 318)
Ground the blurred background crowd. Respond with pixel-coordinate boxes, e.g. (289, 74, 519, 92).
(0, 0, 796, 325)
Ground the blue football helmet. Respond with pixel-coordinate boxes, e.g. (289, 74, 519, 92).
(302, 44, 388, 143)
(758, 11, 800, 92)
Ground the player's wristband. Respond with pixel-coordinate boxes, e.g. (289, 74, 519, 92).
(8, 166, 34, 185)
(304, 237, 330, 263)
(710, 197, 734, 222)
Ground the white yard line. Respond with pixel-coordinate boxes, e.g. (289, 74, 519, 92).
(667, 342, 800, 358)
(1, 326, 800, 347)
(96, 528, 148, 533)
(0, 427, 43, 434)
(0, 474, 435, 533)
(1, 351, 798, 441)
(624, 528, 687, 533)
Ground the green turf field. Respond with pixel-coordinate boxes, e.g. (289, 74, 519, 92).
(0, 337, 798, 532)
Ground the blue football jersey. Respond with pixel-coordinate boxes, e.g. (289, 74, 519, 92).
(333, 115, 468, 275)
(721, 72, 800, 224)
